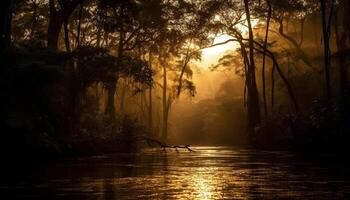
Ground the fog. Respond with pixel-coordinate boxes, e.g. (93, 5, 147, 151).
(2, 0, 350, 159)
(169, 68, 247, 145)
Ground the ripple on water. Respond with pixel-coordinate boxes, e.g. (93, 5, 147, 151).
(1, 146, 350, 199)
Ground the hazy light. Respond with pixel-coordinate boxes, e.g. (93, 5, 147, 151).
(196, 34, 237, 69)
(202, 34, 237, 56)
(197, 17, 259, 68)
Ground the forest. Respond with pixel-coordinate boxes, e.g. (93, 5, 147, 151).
(1, 0, 350, 158)
(2, 0, 350, 199)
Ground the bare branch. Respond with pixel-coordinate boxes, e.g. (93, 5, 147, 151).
(136, 136, 194, 152)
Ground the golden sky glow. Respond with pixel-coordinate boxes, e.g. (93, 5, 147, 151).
(198, 18, 258, 68)
(197, 34, 237, 68)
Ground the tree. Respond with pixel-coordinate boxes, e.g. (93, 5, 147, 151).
(0, 0, 12, 52)
(320, 0, 334, 108)
(261, 0, 272, 116)
(269, 0, 315, 70)
(101, 0, 165, 119)
(47, 0, 83, 51)
(207, 0, 300, 134)
(243, 0, 261, 134)
(336, 0, 350, 100)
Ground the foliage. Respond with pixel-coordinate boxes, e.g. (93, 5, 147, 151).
(2, 0, 350, 157)
(211, 51, 245, 77)
(70, 46, 153, 87)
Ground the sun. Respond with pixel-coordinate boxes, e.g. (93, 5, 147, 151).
(198, 17, 259, 68)
(202, 34, 236, 56)
(196, 34, 237, 68)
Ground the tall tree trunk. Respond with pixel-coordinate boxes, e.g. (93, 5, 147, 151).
(320, 0, 332, 108)
(47, 0, 82, 51)
(164, 93, 173, 139)
(63, 19, 71, 52)
(95, 82, 100, 106)
(76, 2, 83, 48)
(148, 53, 153, 133)
(243, 0, 261, 135)
(335, 0, 350, 103)
(177, 47, 191, 97)
(162, 60, 168, 140)
(271, 63, 275, 111)
(251, 39, 299, 112)
(47, 18, 62, 51)
(30, 1, 39, 40)
(262, 0, 271, 116)
(105, 81, 117, 118)
(119, 81, 127, 113)
(48, 0, 62, 51)
(0, 0, 12, 52)
(64, 75, 82, 137)
(105, 5, 125, 118)
(266, 49, 298, 112)
(148, 87, 153, 132)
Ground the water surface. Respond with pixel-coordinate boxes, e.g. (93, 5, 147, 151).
(1, 147, 349, 199)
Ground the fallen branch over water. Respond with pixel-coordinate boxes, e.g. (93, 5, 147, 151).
(136, 136, 194, 152)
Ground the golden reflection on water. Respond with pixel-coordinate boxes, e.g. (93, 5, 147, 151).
(183, 149, 225, 199)
(154, 148, 252, 200)
(9, 147, 347, 199)
(190, 168, 218, 200)
(107, 147, 255, 200)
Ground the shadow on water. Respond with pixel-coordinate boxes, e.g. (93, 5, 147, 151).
(1, 147, 350, 199)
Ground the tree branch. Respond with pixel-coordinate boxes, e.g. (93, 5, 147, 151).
(201, 37, 299, 112)
(137, 136, 194, 152)
(277, 18, 315, 70)
(251, 39, 299, 112)
(123, 27, 141, 46)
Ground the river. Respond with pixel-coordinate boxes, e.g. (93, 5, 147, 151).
(1, 147, 350, 199)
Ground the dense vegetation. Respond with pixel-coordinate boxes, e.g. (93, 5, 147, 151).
(1, 0, 349, 159)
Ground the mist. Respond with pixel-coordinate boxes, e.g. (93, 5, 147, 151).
(1, 0, 350, 199)
(170, 69, 247, 145)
